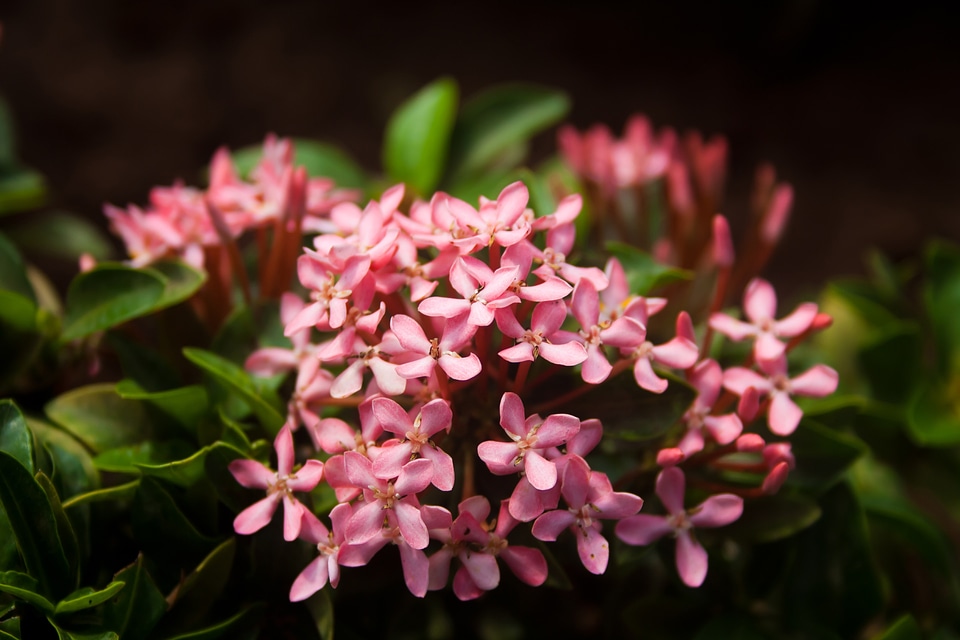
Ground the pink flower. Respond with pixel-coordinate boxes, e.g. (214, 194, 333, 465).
(229, 426, 324, 541)
(532, 455, 643, 574)
(391, 313, 481, 381)
(569, 277, 646, 383)
(676, 359, 743, 456)
(418, 256, 521, 327)
(709, 278, 818, 362)
(289, 504, 352, 601)
(626, 312, 699, 393)
(370, 397, 456, 491)
(615, 467, 742, 587)
(495, 300, 588, 367)
(722, 355, 838, 436)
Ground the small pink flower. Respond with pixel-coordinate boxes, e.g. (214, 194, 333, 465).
(496, 300, 588, 367)
(370, 397, 455, 491)
(723, 355, 838, 435)
(626, 312, 699, 393)
(391, 313, 481, 381)
(229, 426, 324, 541)
(418, 256, 521, 327)
(709, 278, 818, 362)
(289, 504, 352, 601)
(676, 359, 743, 456)
(615, 467, 743, 587)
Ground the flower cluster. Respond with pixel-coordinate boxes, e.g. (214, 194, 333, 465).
(211, 154, 838, 599)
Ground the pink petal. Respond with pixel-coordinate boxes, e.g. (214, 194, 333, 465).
(274, 427, 295, 476)
(288, 459, 324, 492)
(508, 476, 550, 522)
(371, 397, 413, 436)
(289, 556, 329, 602)
(418, 296, 470, 318)
(722, 367, 770, 396)
(391, 314, 432, 353)
(499, 392, 528, 438)
(768, 393, 803, 436)
(614, 514, 674, 545)
(452, 567, 483, 601)
(703, 414, 743, 445)
(398, 543, 429, 597)
(539, 341, 588, 366)
(499, 342, 536, 363)
(395, 500, 429, 550)
(371, 441, 414, 480)
(418, 399, 454, 436)
(531, 509, 576, 541)
(228, 460, 274, 489)
(428, 547, 454, 591)
(755, 332, 786, 362)
(524, 450, 558, 491)
(346, 500, 385, 545)
(395, 457, 435, 495)
(283, 496, 305, 541)
(396, 356, 437, 380)
(656, 467, 686, 515)
(519, 277, 572, 302)
(582, 346, 613, 384)
(601, 317, 647, 348)
(421, 446, 455, 491)
(593, 491, 644, 520)
(245, 348, 298, 376)
(234, 493, 281, 535)
(689, 494, 744, 528)
(571, 279, 600, 329)
(775, 302, 818, 337)
(368, 357, 406, 396)
(477, 440, 521, 475)
(439, 352, 482, 380)
(461, 550, 500, 591)
(743, 278, 777, 323)
(633, 357, 668, 393)
(577, 526, 610, 575)
(708, 313, 757, 342)
(344, 450, 377, 487)
(790, 365, 839, 398)
(652, 336, 698, 369)
(676, 531, 709, 587)
(689, 359, 723, 407)
(500, 546, 547, 586)
(535, 413, 581, 448)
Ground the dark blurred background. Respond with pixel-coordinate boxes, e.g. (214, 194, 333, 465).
(0, 0, 957, 293)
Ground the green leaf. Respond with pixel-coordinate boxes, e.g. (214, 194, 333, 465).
(0, 169, 46, 216)
(137, 442, 246, 488)
(0, 232, 35, 303)
(447, 84, 569, 182)
(788, 419, 868, 493)
(116, 380, 209, 435)
(131, 477, 220, 563)
(61, 265, 166, 341)
(871, 615, 921, 640)
(857, 322, 922, 404)
(54, 581, 126, 616)
(143, 260, 207, 312)
(49, 624, 119, 640)
(35, 472, 80, 592)
(105, 330, 182, 392)
(925, 240, 960, 374)
(161, 539, 236, 634)
(6, 211, 114, 261)
(29, 418, 99, 502)
(724, 492, 821, 543)
(203, 439, 250, 513)
(292, 139, 368, 189)
(0, 401, 32, 473)
(906, 377, 960, 447)
(305, 589, 334, 640)
(0, 452, 72, 599)
(183, 348, 284, 436)
(102, 554, 167, 640)
(62, 480, 139, 510)
(605, 242, 692, 295)
(162, 606, 263, 640)
(383, 78, 459, 196)
(0, 570, 54, 612)
(45, 384, 150, 453)
(93, 441, 194, 475)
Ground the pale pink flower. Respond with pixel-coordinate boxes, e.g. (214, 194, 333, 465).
(615, 467, 742, 587)
(495, 300, 588, 367)
(709, 278, 818, 362)
(722, 355, 838, 436)
(229, 426, 324, 541)
(676, 359, 743, 456)
(626, 312, 699, 393)
(532, 455, 644, 574)
(443, 181, 532, 253)
(289, 504, 352, 601)
(569, 277, 647, 383)
(391, 313, 481, 381)
(418, 256, 521, 327)
(370, 397, 455, 491)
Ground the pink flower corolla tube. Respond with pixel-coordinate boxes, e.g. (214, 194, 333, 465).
(616, 467, 743, 587)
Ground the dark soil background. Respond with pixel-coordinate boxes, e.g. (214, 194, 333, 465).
(0, 0, 958, 294)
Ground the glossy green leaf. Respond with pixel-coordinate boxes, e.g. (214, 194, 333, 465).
(0, 232, 35, 303)
(6, 211, 114, 261)
(93, 441, 194, 475)
(45, 384, 150, 453)
(162, 539, 235, 634)
(35, 472, 80, 591)
(131, 477, 220, 563)
(447, 84, 569, 182)
(0, 616, 18, 638)
(138, 442, 245, 488)
(872, 615, 921, 640)
(102, 555, 166, 640)
(924, 240, 960, 374)
(0, 629, 16, 640)
(29, 418, 99, 502)
(788, 419, 867, 493)
(292, 139, 368, 188)
(203, 437, 251, 513)
(724, 492, 821, 543)
(62, 480, 139, 510)
(49, 624, 119, 640)
(305, 589, 334, 640)
(54, 581, 126, 616)
(906, 377, 960, 447)
(115, 380, 209, 435)
(61, 264, 166, 341)
(0, 401, 32, 473)
(605, 241, 692, 295)
(857, 322, 922, 404)
(105, 330, 182, 392)
(0, 452, 71, 599)
(383, 78, 458, 196)
(143, 260, 207, 312)
(0, 570, 54, 612)
(162, 605, 264, 640)
(0, 169, 46, 216)
(183, 348, 284, 436)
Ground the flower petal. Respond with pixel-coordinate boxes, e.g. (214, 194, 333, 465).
(689, 494, 744, 528)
